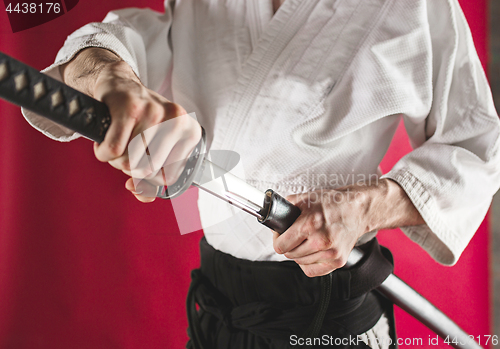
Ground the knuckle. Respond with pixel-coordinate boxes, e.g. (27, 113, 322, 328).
(311, 211, 325, 229)
(122, 98, 166, 126)
(312, 236, 331, 251)
(123, 98, 143, 120)
(273, 242, 283, 255)
(146, 102, 165, 124)
(302, 267, 317, 278)
(303, 219, 316, 234)
(106, 141, 125, 158)
(163, 104, 200, 141)
(186, 124, 202, 144)
(324, 248, 338, 260)
(165, 102, 187, 118)
(336, 254, 348, 268)
(329, 247, 341, 260)
(174, 103, 187, 116)
(296, 226, 309, 240)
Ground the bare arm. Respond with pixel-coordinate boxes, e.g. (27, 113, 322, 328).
(364, 178, 424, 231)
(59, 48, 125, 97)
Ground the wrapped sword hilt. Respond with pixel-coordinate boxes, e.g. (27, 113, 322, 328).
(0, 51, 205, 199)
(0, 51, 111, 143)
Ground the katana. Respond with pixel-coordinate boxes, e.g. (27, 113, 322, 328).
(0, 51, 482, 349)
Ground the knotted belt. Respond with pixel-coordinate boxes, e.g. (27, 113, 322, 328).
(187, 238, 394, 349)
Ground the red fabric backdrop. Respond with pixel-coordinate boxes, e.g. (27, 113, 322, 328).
(0, 1, 492, 348)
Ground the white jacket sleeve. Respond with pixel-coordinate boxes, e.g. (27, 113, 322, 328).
(22, 4, 174, 141)
(382, 0, 500, 265)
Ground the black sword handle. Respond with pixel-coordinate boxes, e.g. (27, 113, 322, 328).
(258, 189, 302, 234)
(0, 52, 110, 143)
(0, 51, 206, 199)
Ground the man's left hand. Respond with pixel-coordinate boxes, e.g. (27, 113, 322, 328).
(272, 178, 424, 277)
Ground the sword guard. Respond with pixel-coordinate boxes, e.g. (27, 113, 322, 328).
(156, 127, 207, 199)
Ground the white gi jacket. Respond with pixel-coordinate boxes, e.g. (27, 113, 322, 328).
(23, 0, 500, 266)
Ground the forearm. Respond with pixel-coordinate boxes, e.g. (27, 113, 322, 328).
(364, 178, 424, 233)
(59, 47, 124, 97)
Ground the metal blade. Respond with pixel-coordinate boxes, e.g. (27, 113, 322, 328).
(346, 249, 482, 349)
(192, 158, 267, 219)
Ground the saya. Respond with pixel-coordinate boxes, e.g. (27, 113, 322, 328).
(0, 51, 483, 349)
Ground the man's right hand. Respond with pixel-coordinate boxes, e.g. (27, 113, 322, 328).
(60, 48, 202, 202)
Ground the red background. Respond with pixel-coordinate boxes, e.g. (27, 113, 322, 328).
(4, 1, 65, 33)
(0, 0, 493, 348)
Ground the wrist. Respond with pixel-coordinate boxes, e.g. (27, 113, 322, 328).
(363, 178, 392, 233)
(363, 178, 424, 233)
(59, 47, 123, 97)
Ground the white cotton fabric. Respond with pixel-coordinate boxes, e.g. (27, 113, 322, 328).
(358, 313, 391, 349)
(23, 0, 500, 265)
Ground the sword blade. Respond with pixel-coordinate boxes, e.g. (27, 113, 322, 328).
(346, 249, 482, 349)
(192, 157, 266, 218)
(379, 275, 481, 349)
